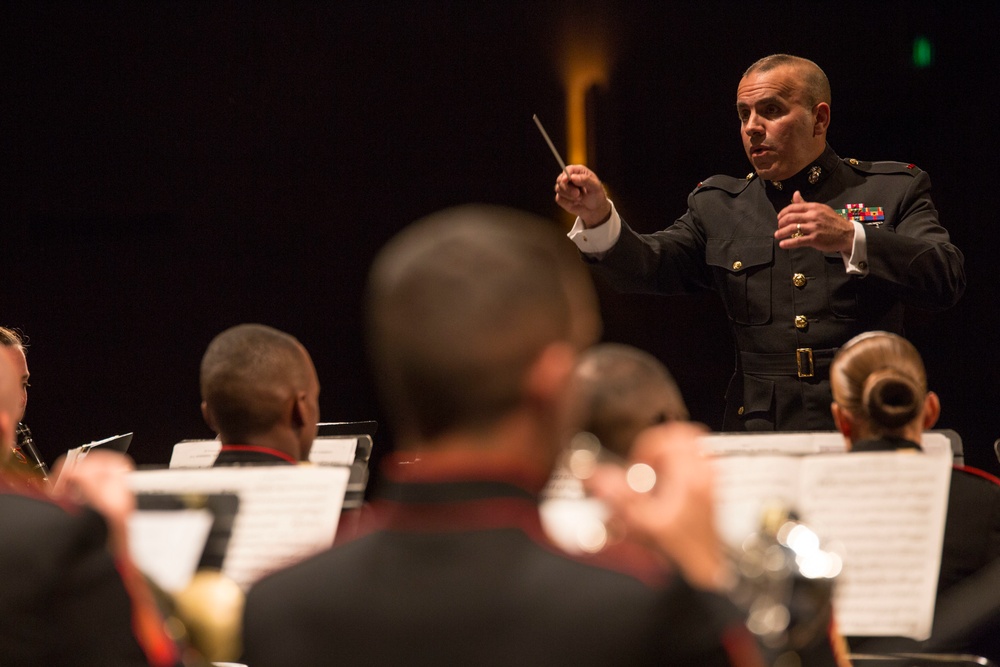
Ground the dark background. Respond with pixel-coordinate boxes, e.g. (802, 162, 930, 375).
(4, 2, 998, 478)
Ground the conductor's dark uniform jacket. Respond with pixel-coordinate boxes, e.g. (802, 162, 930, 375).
(573, 145, 965, 431)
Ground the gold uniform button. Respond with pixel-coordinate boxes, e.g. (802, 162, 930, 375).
(732, 260, 743, 271)
(737, 406, 745, 416)
(849, 158, 859, 165)
(792, 273, 807, 288)
(794, 315, 808, 330)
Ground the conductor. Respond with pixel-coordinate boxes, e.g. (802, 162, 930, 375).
(555, 53, 964, 431)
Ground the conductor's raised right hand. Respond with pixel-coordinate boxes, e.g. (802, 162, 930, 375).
(555, 165, 612, 228)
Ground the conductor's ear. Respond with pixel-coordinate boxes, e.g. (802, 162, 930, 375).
(813, 102, 831, 136)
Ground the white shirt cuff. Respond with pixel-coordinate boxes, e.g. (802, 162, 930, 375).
(842, 221, 869, 275)
(567, 201, 621, 256)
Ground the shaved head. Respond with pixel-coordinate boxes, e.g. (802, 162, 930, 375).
(569, 344, 688, 458)
(200, 324, 317, 443)
(743, 54, 831, 108)
(366, 204, 599, 441)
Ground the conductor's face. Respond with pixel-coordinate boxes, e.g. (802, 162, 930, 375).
(737, 65, 824, 181)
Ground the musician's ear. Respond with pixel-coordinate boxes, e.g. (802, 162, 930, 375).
(922, 392, 940, 430)
(831, 402, 854, 443)
(201, 401, 219, 434)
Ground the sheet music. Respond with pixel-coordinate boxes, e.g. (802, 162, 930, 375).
(169, 440, 222, 468)
(712, 450, 951, 639)
(541, 466, 586, 501)
(702, 432, 847, 456)
(128, 509, 214, 593)
(797, 452, 951, 639)
(169, 437, 367, 468)
(129, 466, 351, 590)
(701, 431, 955, 458)
(308, 437, 359, 466)
(713, 456, 803, 549)
(538, 466, 609, 554)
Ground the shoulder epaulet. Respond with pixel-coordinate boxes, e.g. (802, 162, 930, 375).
(843, 157, 923, 176)
(693, 173, 755, 196)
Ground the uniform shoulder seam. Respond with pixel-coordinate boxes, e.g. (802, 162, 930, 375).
(693, 173, 754, 195)
(844, 158, 923, 176)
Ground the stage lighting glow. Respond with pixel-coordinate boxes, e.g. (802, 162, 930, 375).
(913, 36, 933, 68)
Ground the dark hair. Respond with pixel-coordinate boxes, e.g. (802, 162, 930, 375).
(200, 324, 311, 441)
(743, 53, 831, 108)
(570, 343, 688, 457)
(830, 332, 926, 434)
(366, 205, 598, 441)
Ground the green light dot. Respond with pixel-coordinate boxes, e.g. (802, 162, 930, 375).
(913, 37, 933, 68)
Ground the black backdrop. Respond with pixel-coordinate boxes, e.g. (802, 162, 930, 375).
(4, 2, 998, 481)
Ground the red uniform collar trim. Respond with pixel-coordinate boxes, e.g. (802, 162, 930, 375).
(954, 464, 1000, 487)
(219, 444, 298, 464)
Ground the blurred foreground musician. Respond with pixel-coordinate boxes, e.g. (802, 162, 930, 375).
(242, 206, 764, 666)
(200, 323, 321, 466)
(568, 343, 846, 666)
(0, 341, 178, 666)
(831, 331, 1000, 662)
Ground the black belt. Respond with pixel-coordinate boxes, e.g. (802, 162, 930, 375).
(739, 347, 839, 379)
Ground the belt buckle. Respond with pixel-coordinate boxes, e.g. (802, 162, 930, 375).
(796, 348, 815, 378)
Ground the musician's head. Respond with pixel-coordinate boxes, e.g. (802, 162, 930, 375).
(366, 205, 599, 465)
(200, 324, 320, 461)
(0, 327, 29, 423)
(568, 343, 688, 458)
(830, 331, 939, 445)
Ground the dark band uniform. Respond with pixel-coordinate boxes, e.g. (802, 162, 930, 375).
(241, 453, 763, 666)
(586, 145, 965, 431)
(0, 473, 163, 666)
(847, 438, 1000, 661)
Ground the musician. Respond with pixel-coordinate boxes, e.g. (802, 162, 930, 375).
(199, 324, 321, 466)
(0, 326, 48, 480)
(568, 342, 689, 457)
(831, 331, 1000, 660)
(241, 206, 763, 666)
(0, 336, 178, 666)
